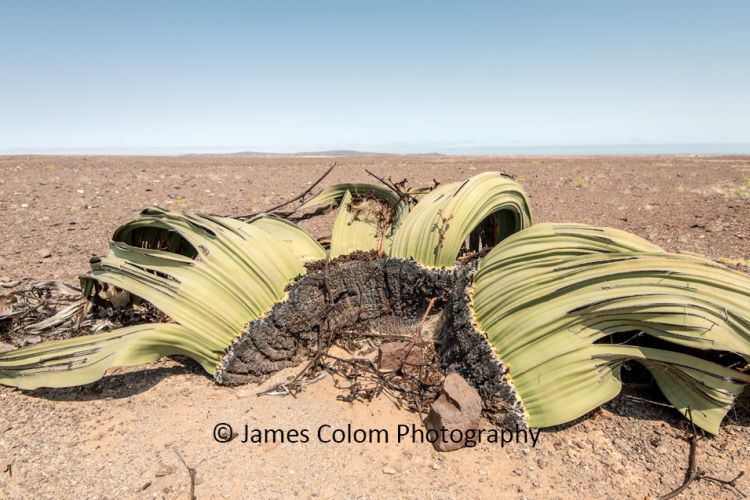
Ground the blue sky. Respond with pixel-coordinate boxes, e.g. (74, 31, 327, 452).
(1, 1, 748, 154)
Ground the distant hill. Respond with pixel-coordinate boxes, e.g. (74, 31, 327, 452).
(185, 150, 446, 157)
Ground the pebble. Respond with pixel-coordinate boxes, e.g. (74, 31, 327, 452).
(136, 481, 151, 492)
(0, 419, 12, 434)
(599, 408, 615, 418)
(36, 248, 52, 259)
(326, 345, 353, 360)
(155, 464, 176, 477)
(382, 466, 397, 475)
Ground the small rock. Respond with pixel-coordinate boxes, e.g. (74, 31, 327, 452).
(536, 458, 545, 469)
(0, 419, 12, 434)
(136, 481, 152, 492)
(155, 463, 176, 477)
(382, 466, 397, 475)
(513, 468, 523, 476)
(0, 461, 10, 474)
(378, 341, 429, 372)
(423, 373, 482, 452)
(36, 248, 52, 259)
(597, 407, 615, 419)
(99, 286, 130, 309)
(326, 345, 353, 361)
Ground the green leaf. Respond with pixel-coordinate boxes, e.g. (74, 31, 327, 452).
(471, 223, 750, 433)
(298, 183, 401, 211)
(0, 209, 324, 389)
(0, 323, 219, 389)
(390, 172, 532, 267)
(330, 191, 390, 258)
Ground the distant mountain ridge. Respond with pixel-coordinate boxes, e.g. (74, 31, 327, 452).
(184, 149, 446, 157)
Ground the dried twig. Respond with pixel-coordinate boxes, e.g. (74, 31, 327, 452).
(172, 447, 196, 500)
(236, 162, 337, 219)
(433, 210, 454, 266)
(400, 298, 436, 369)
(658, 407, 746, 499)
(365, 168, 399, 193)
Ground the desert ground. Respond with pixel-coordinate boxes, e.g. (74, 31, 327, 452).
(1, 155, 749, 499)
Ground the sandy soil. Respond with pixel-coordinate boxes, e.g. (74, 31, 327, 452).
(1, 155, 749, 499)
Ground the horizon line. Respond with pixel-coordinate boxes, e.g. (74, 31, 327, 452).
(2, 142, 750, 157)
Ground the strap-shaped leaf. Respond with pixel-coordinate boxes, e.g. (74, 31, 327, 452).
(0, 209, 325, 389)
(330, 191, 390, 258)
(0, 323, 219, 389)
(298, 183, 401, 211)
(390, 172, 532, 267)
(472, 223, 750, 433)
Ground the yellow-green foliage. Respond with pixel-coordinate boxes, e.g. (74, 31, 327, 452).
(0, 209, 325, 389)
(471, 223, 750, 434)
(389, 172, 532, 267)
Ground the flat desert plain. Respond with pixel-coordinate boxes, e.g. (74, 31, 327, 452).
(1, 155, 749, 499)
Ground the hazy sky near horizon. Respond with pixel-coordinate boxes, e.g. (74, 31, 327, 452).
(1, 1, 748, 153)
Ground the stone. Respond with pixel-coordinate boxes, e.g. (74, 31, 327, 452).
(596, 407, 615, 419)
(155, 463, 176, 477)
(36, 248, 52, 259)
(326, 345, 353, 361)
(382, 466, 397, 475)
(99, 287, 130, 309)
(136, 481, 152, 492)
(378, 341, 429, 372)
(0, 419, 11, 434)
(423, 373, 482, 452)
